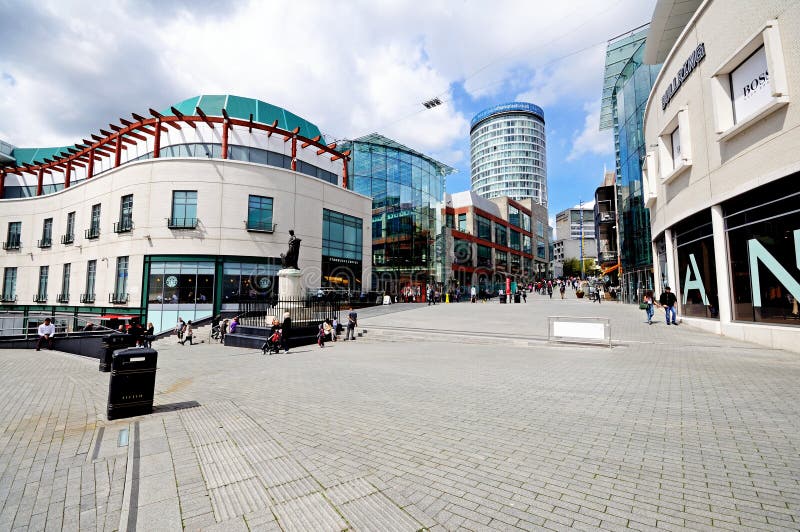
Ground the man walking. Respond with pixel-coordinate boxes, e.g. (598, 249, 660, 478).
(345, 307, 358, 341)
(659, 286, 678, 325)
(36, 318, 56, 351)
(179, 320, 194, 345)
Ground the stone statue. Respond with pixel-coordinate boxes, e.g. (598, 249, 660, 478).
(280, 230, 301, 270)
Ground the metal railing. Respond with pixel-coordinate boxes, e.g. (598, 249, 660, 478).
(3, 239, 21, 250)
(245, 221, 276, 233)
(57, 293, 69, 303)
(167, 217, 198, 229)
(80, 293, 96, 303)
(597, 211, 616, 223)
(33, 293, 47, 303)
(109, 292, 129, 304)
(0, 312, 115, 340)
(113, 220, 134, 233)
(85, 227, 100, 239)
(238, 298, 340, 328)
(37, 238, 52, 248)
(1, 293, 17, 303)
(61, 234, 74, 244)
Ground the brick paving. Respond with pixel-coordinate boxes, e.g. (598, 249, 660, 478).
(0, 293, 799, 530)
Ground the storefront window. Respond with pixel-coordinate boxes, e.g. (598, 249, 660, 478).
(725, 176, 800, 325)
(674, 211, 718, 319)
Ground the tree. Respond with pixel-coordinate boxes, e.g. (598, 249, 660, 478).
(562, 257, 581, 277)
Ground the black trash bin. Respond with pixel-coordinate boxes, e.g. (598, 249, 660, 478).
(500, 294, 507, 303)
(514, 292, 521, 303)
(99, 333, 138, 372)
(107, 347, 158, 420)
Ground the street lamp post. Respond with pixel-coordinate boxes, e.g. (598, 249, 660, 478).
(579, 200, 584, 279)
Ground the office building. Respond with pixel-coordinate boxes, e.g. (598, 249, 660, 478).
(470, 102, 547, 204)
(439, 191, 548, 293)
(552, 203, 596, 277)
(643, 0, 800, 351)
(594, 170, 621, 286)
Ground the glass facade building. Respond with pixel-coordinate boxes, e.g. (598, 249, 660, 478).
(600, 26, 662, 303)
(340, 133, 454, 295)
(470, 102, 547, 204)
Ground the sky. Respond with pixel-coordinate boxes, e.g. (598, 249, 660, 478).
(0, 0, 657, 222)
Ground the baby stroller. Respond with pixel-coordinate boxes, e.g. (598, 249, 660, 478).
(211, 323, 221, 341)
(262, 329, 282, 355)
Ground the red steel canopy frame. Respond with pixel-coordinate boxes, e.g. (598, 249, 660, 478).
(0, 109, 352, 198)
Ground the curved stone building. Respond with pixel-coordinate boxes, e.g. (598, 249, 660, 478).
(643, 0, 800, 351)
(470, 102, 547, 204)
(0, 95, 371, 333)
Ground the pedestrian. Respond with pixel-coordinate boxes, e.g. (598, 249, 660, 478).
(35, 318, 56, 351)
(144, 322, 155, 347)
(596, 286, 603, 304)
(471, 285, 477, 303)
(317, 323, 326, 348)
(659, 286, 679, 325)
(643, 291, 655, 324)
(229, 316, 239, 334)
(345, 307, 358, 340)
(179, 320, 194, 345)
(559, 282, 566, 299)
(522, 290, 527, 303)
(281, 311, 291, 353)
(333, 317, 342, 339)
(547, 281, 553, 299)
(427, 287, 432, 306)
(175, 317, 186, 341)
(220, 318, 229, 343)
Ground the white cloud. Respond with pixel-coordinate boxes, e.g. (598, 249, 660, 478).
(0, 0, 655, 169)
(567, 100, 614, 161)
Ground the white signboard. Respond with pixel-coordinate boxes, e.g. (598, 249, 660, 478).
(552, 321, 605, 340)
(731, 46, 770, 123)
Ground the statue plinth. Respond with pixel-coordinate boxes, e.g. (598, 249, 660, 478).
(278, 268, 304, 301)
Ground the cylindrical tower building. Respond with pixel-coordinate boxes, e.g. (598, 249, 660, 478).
(470, 102, 547, 205)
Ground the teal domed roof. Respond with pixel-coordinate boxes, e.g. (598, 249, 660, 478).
(9, 95, 324, 166)
(166, 95, 323, 140)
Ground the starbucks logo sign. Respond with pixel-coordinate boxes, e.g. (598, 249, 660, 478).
(258, 277, 271, 289)
(165, 275, 178, 288)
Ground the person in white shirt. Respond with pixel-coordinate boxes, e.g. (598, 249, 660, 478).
(36, 318, 56, 351)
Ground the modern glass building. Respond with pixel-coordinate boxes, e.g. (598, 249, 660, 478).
(340, 133, 455, 297)
(599, 25, 662, 303)
(470, 102, 547, 205)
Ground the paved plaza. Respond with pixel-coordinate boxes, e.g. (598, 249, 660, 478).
(1, 294, 800, 531)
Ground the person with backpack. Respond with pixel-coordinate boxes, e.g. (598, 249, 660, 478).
(175, 317, 186, 341)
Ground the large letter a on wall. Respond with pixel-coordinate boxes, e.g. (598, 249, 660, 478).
(748, 231, 800, 307)
(683, 253, 709, 305)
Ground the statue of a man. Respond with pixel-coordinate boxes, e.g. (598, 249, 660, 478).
(281, 230, 302, 270)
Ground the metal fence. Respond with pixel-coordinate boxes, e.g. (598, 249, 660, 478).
(238, 298, 340, 328)
(0, 311, 115, 340)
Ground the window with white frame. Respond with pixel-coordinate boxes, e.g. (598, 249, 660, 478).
(710, 20, 789, 141)
(658, 107, 692, 184)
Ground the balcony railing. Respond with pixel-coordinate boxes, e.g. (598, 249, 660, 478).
(57, 293, 70, 303)
(80, 293, 96, 303)
(33, 293, 47, 303)
(3, 239, 21, 250)
(37, 238, 52, 248)
(1, 293, 17, 303)
(597, 211, 616, 224)
(245, 221, 276, 233)
(61, 233, 74, 245)
(167, 217, 198, 229)
(109, 292, 129, 304)
(85, 227, 100, 239)
(113, 220, 134, 233)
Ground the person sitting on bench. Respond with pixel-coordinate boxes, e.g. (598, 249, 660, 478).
(36, 318, 56, 351)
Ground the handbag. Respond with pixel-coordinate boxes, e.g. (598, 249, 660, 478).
(639, 302, 649, 310)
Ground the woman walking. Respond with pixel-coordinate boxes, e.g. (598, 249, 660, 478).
(643, 291, 655, 324)
(180, 320, 194, 345)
